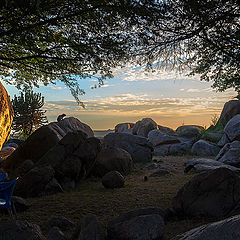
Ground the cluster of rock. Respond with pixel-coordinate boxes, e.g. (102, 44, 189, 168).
(158, 100, 240, 240)
(0, 216, 74, 240)
(2, 205, 240, 240)
(167, 167, 240, 240)
(2, 100, 239, 166)
(169, 100, 240, 239)
(2, 117, 95, 169)
(184, 101, 240, 173)
(1, 100, 239, 198)
(109, 100, 240, 239)
(1, 100, 240, 239)
(114, 100, 240, 161)
(113, 118, 218, 157)
(0, 208, 168, 240)
(1, 117, 133, 197)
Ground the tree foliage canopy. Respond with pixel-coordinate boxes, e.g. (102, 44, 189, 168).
(0, 0, 239, 103)
(165, 0, 240, 93)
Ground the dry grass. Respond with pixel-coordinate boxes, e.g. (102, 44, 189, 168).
(2, 155, 217, 239)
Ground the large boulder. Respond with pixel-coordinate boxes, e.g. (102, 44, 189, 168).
(217, 100, 240, 127)
(3, 117, 94, 169)
(217, 133, 230, 147)
(169, 142, 192, 155)
(18, 159, 35, 175)
(15, 165, 55, 197)
(43, 178, 63, 195)
(153, 143, 191, 156)
(153, 137, 193, 156)
(0, 82, 13, 151)
(37, 131, 101, 182)
(107, 208, 165, 240)
(115, 123, 134, 134)
(157, 125, 176, 136)
(191, 140, 220, 156)
(132, 118, 157, 137)
(215, 141, 240, 167)
(46, 216, 75, 231)
(47, 227, 66, 240)
(72, 215, 105, 240)
(0, 220, 46, 240)
(173, 168, 240, 218)
(102, 171, 125, 189)
(104, 133, 153, 163)
(185, 158, 240, 173)
(108, 215, 164, 240)
(12, 196, 31, 212)
(200, 131, 223, 143)
(57, 117, 94, 138)
(148, 129, 180, 147)
(153, 144, 169, 156)
(16, 131, 101, 197)
(224, 114, 240, 141)
(172, 214, 240, 240)
(92, 147, 133, 177)
(176, 125, 204, 138)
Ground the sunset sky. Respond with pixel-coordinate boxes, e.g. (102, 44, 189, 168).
(4, 66, 235, 130)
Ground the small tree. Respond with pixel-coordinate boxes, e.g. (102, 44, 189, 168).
(11, 91, 48, 137)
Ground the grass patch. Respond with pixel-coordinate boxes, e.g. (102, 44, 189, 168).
(1, 156, 220, 239)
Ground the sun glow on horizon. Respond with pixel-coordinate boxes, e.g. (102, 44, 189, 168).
(3, 67, 236, 131)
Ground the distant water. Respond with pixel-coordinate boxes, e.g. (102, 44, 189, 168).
(93, 129, 114, 138)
